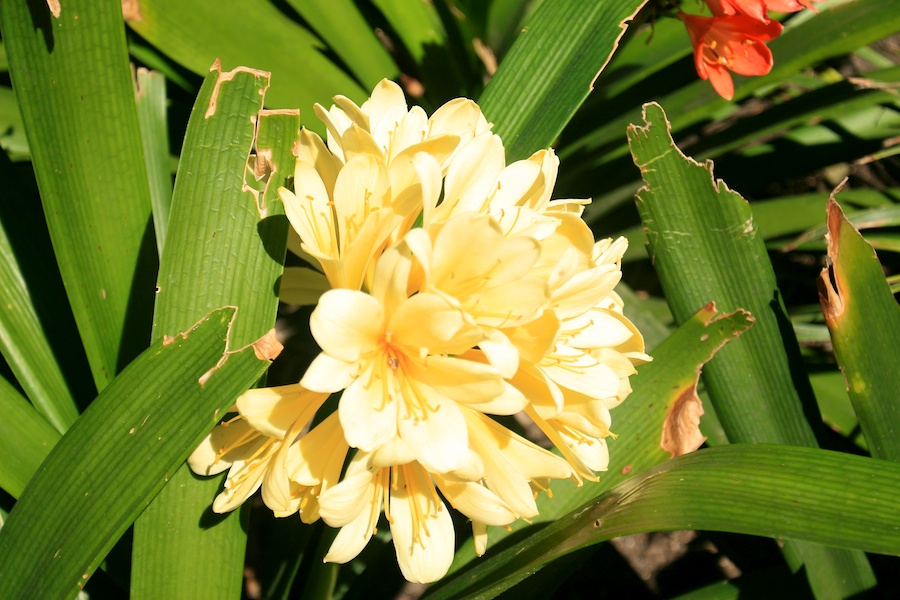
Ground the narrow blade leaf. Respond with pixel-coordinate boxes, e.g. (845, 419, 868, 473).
(0, 307, 277, 599)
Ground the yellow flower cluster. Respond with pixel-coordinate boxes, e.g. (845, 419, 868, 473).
(189, 80, 650, 583)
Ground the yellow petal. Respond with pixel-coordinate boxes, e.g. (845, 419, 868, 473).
(324, 507, 376, 564)
(463, 409, 572, 517)
(339, 363, 399, 451)
(365, 79, 407, 136)
(476, 329, 519, 379)
(473, 521, 488, 556)
(503, 309, 561, 365)
(565, 308, 636, 350)
(489, 159, 543, 210)
(236, 383, 328, 439)
(390, 465, 455, 584)
(332, 94, 369, 130)
(310, 289, 383, 362)
(509, 361, 565, 416)
(314, 102, 352, 161)
(279, 163, 336, 260)
(318, 454, 378, 527)
(399, 392, 468, 473)
(524, 404, 596, 484)
(261, 424, 304, 515)
(288, 412, 348, 487)
(438, 132, 504, 218)
(559, 426, 609, 472)
(429, 97, 489, 138)
(212, 449, 270, 514)
(300, 352, 358, 393)
(340, 122, 383, 163)
(188, 418, 260, 476)
(389, 292, 473, 352)
(388, 105, 429, 161)
(296, 127, 342, 197)
(407, 354, 505, 405)
(433, 475, 517, 526)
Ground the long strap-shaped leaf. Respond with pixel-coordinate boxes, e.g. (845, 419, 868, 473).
(819, 198, 900, 461)
(478, 0, 648, 162)
(126, 0, 366, 127)
(0, 159, 79, 431)
(283, 0, 397, 89)
(0, 376, 60, 499)
(0, 0, 156, 391)
(628, 102, 875, 597)
(133, 67, 174, 257)
(131, 63, 296, 599)
(0, 307, 276, 599)
(425, 444, 900, 600)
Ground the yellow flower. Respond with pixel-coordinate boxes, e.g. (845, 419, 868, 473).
(301, 243, 527, 474)
(187, 384, 343, 520)
(279, 150, 399, 290)
(514, 237, 651, 481)
(278, 79, 494, 294)
(318, 453, 453, 583)
(190, 79, 653, 585)
(314, 79, 490, 170)
(317, 407, 571, 582)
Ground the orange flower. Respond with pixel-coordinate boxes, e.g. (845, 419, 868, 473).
(680, 12, 782, 100)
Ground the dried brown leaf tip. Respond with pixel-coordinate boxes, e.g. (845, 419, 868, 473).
(47, 0, 60, 18)
(818, 194, 848, 323)
(252, 329, 283, 362)
(660, 302, 754, 458)
(661, 384, 706, 458)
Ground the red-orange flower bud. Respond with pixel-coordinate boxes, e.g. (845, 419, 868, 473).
(680, 12, 783, 100)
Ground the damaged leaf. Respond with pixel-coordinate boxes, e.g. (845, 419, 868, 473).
(660, 304, 754, 457)
(0, 308, 275, 599)
(818, 196, 900, 461)
(133, 62, 297, 600)
(628, 101, 875, 596)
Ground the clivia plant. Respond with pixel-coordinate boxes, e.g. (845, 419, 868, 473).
(0, 0, 897, 598)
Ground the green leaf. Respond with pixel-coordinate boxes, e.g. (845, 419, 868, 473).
(819, 198, 900, 461)
(371, 0, 446, 63)
(628, 102, 875, 597)
(126, 0, 366, 129)
(424, 444, 900, 600)
(629, 102, 820, 445)
(133, 68, 173, 257)
(283, 0, 397, 89)
(131, 64, 295, 600)
(0, 153, 79, 432)
(442, 302, 752, 579)
(0, 376, 60, 499)
(1, 0, 156, 391)
(478, 0, 648, 162)
(0, 307, 275, 599)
